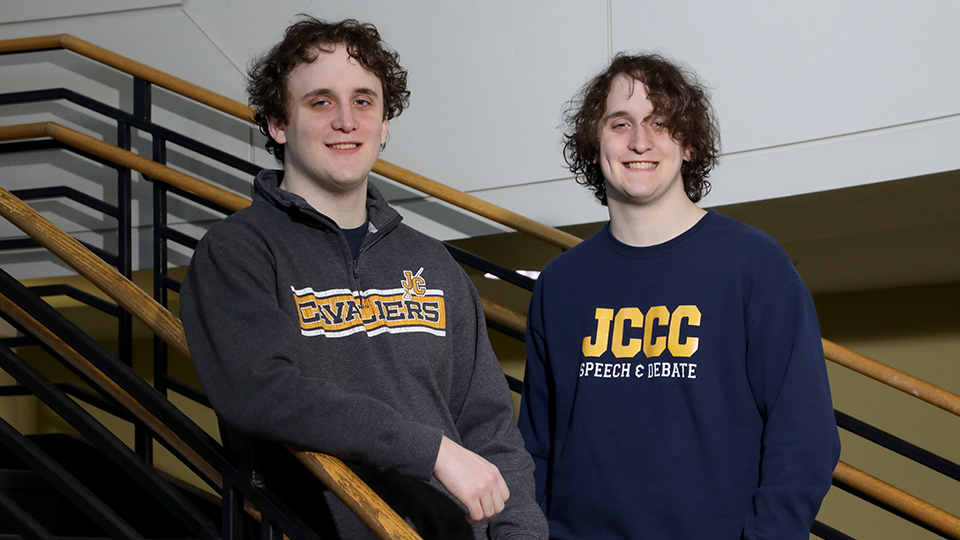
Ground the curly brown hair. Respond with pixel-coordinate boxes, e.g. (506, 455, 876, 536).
(563, 53, 720, 205)
(247, 17, 411, 163)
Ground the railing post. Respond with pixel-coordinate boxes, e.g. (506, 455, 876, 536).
(129, 76, 150, 462)
(133, 76, 151, 120)
(152, 134, 170, 401)
(114, 119, 134, 369)
(221, 481, 244, 540)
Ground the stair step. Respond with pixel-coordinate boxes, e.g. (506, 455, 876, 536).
(0, 434, 217, 538)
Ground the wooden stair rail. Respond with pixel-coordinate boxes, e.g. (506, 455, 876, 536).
(290, 447, 425, 540)
(0, 34, 255, 122)
(0, 189, 422, 540)
(0, 34, 581, 251)
(0, 287, 289, 531)
(834, 461, 960, 539)
(0, 121, 540, 365)
(480, 298, 528, 336)
(823, 338, 960, 418)
(0, 122, 525, 330)
(371, 160, 581, 250)
(0, 122, 251, 213)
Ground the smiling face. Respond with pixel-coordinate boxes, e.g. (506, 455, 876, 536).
(597, 74, 690, 211)
(267, 45, 388, 199)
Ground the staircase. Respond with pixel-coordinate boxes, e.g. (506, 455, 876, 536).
(0, 433, 220, 539)
(0, 34, 958, 540)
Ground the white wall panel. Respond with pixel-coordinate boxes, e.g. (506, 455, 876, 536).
(604, 0, 960, 209)
(1, 0, 181, 24)
(704, 113, 960, 207)
(181, 0, 314, 75)
(295, 0, 608, 192)
(610, 0, 960, 152)
(471, 176, 609, 229)
(0, 7, 248, 103)
(2, 1, 959, 237)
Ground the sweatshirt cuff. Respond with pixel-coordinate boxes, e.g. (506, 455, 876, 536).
(394, 421, 444, 480)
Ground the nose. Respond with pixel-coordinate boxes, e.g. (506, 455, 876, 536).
(331, 102, 357, 132)
(628, 125, 652, 153)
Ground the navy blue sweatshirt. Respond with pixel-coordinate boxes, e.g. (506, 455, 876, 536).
(518, 211, 840, 540)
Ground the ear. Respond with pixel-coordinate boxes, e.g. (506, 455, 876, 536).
(266, 116, 288, 145)
(683, 146, 692, 161)
(380, 116, 389, 147)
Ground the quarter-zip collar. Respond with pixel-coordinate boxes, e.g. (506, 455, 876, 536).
(253, 169, 403, 301)
(253, 169, 403, 239)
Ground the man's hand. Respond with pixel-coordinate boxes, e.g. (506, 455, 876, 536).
(433, 435, 510, 524)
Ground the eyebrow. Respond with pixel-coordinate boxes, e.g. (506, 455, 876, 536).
(603, 110, 664, 126)
(302, 87, 381, 101)
(602, 110, 630, 123)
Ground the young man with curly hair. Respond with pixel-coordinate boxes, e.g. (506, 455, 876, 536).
(180, 17, 546, 540)
(518, 54, 840, 539)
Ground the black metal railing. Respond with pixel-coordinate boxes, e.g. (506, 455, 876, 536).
(0, 268, 321, 539)
(830, 410, 960, 540)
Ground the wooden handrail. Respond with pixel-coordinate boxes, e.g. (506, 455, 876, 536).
(372, 161, 581, 251)
(823, 338, 960, 418)
(0, 123, 251, 213)
(0, 184, 191, 358)
(290, 448, 424, 540)
(0, 288, 287, 527)
(0, 34, 581, 251)
(0, 121, 545, 361)
(834, 461, 960, 539)
(480, 298, 527, 336)
(0, 288, 291, 530)
(0, 35, 256, 122)
(0, 186, 422, 540)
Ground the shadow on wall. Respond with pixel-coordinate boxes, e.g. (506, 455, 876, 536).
(815, 283, 960, 342)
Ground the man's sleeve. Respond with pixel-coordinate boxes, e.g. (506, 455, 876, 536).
(180, 225, 443, 480)
(445, 269, 548, 539)
(742, 278, 841, 540)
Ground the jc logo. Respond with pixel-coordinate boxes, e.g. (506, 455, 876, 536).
(401, 268, 426, 300)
